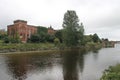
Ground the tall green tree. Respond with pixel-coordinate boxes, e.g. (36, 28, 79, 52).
(92, 33, 100, 43)
(37, 26, 48, 42)
(62, 10, 84, 46)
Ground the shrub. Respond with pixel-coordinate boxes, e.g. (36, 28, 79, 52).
(54, 38, 60, 46)
(100, 64, 120, 80)
(4, 36, 10, 43)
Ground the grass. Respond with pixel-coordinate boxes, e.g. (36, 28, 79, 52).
(0, 43, 55, 51)
(100, 64, 120, 80)
(0, 40, 3, 44)
(85, 42, 102, 51)
(0, 41, 102, 53)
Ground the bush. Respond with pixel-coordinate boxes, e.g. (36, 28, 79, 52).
(29, 34, 40, 43)
(54, 38, 60, 46)
(100, 64, 120, 80)
(46, 34, 55, 43)
(4, 36, 10, 43)
(10, 38, 21, 43)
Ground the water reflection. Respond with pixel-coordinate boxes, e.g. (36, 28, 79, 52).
(5, 53, 62, 80)
(78, 49, 85, 73)
(6, 55, 28, 80)
(2, 48, 100, 80)
(62, 49, 86, 80)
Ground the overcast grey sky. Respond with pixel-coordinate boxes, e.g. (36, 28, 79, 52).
(0, 0, 120, 40)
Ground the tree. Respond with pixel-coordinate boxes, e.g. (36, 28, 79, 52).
(92, 33, 100, 43)
(62, 10, 84, 46)
(4, 36, 10, 43)
(46, 34, 55, 43)
(37, 26, 47, 35)
(10, 32, 21, 43)
(84, 35, 93, 43)
(37, 26, 48, 42)
(78, 23, 85, 45)
(0, 33, 7, 40)
(55, 30, 63, 43)
(29, 34, 40, 43)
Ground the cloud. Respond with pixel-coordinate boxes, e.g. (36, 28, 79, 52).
(0, 0, 120, 40)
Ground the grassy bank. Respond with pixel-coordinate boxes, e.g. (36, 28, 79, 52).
(100, 64, 120, 80)
(0, 42, 102, 53)
(85, 42, 102, 51)
(0, 43, 57, 53)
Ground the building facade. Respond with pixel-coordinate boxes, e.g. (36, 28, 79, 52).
(7, 20, 37, 43)
(47, 26, 56, 35)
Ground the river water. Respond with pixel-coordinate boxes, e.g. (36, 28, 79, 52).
(0, 44, 120, 80)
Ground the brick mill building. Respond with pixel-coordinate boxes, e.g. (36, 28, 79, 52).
(7, 20, 37, 43)
(47, 26, 56, 35)
(7, 20, 56, 43)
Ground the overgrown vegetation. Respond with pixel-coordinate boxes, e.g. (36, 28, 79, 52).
(0, 43, 55, 52)
(100, 64, 120, 80)
(28, 26, 55, 43)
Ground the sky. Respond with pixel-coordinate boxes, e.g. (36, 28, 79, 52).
(0, 0, 120, 40)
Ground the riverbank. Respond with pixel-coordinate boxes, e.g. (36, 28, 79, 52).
(0, 42, 103, 54)
(100, 64, 120, 80)
(0, 43, 57, 53)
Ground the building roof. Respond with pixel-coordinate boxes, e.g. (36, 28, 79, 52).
(7, 25, 14, 27)
(27, 25, 37, 28)
(14, 20, 27, 23)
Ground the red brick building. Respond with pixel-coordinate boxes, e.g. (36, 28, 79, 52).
(47, 26, 56, 35)
(7, 20, 37, 43)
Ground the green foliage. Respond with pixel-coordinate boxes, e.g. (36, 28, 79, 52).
(29, 28, 55, 43)
(85, 42, 102, 52)
(4, 36, 10, 43)
(92, 33, 100, 43)
(102, 38, 109, 42)
(3, 33, 20, 43)
(84, 35, 93, 42)
(0, 34, 3, 40)
(29, 34, 40, 43)
(37, 26, 48, 42)
(54, 38, 60, 46)
(0, 34, 7, 40)
(28, 28, 41, 43)
(46, 34, 55, 43)
(0, 43, 55, 51)
(10, 38, 20, 43)
(0, 33, 9, 43)
(37, 26, 47, 35)
(100, 64, 120, 80)
(0, 40, 3, 44)
(83, 34, 101, 46)
(62, 10, 84, 47)
(35, 26, 55, 43)
(10, 32, 21, 43)
(55, 30, 63, 43)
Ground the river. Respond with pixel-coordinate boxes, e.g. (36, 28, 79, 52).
(0, 44, 120, 80)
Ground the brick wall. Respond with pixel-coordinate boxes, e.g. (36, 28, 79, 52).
(7, 20, 37, 43)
